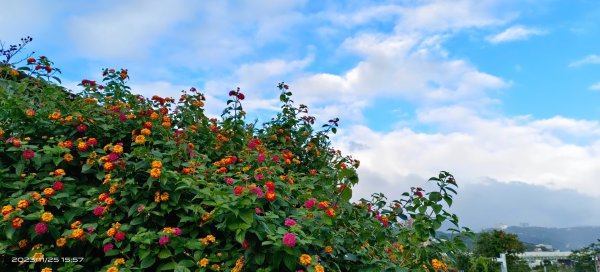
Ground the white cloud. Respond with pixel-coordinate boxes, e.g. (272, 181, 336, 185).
(570, 54, 600, 68)
(487, 25, 546, 44)
(336, 111, 600, 198)
(590, 81, 600, 90)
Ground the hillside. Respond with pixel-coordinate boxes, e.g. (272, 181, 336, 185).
(502, 226, 600, 251)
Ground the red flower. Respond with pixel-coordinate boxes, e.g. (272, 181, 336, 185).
(93, 206, 105, 217)
(114, 232, 126, 241)
(53, 181, 64, 191)
(22, 150, 35, 160)
(103, 243, 114, 253)
(265, 181, 275, 191)
(77, 124, 87, 132)
(304, 198, 316, 209)
(27, 57, 35, 64)
(45, 66, 52, 73)
(228, 90, 236, 96)
(265, 190, 276, 201)
(237, 93, 245, 100)
(234, 186, 244, 196)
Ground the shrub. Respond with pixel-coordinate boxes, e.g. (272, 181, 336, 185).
(0, 47, 470, 271)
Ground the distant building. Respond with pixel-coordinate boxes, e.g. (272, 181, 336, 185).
(519, 223, 529, 227)
(533, 244, 553, 252)
(494, 223, 508, 230)
(517, 251, 572, 268)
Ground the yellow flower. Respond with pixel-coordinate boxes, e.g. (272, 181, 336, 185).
(43, 188, 55, 197)
(114, 258, 125, 265)
(151, 160, 162, 169)
(71, 228, 84, 239)
(1, 205, 14, 215)
(56, 238, 67, 247)
(106, 266, 119, 272)
(198, 258, 209, 267)
(41, 212, 54, 222)
(201, 213, 211, 221)
(32, 244, 42, 250)
(32, 252, 44, 262)
(206, 235, 216, 243)
(41, 267, 52, 272)
(431, 259, 447, 271)
(150, 168, 161, 178)
(38, 198, 48, 206)
(150, 112, 159, 120)
(112, 145, 123, 154)
(109, 185, 117, 194)
(325, 245, 333, 254)
(140, 128, 151, 136)
(299, 254, 312, 266)
(315, 264, 325, 272)
(135, 135, 145, 144)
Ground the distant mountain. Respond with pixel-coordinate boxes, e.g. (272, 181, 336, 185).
(500, 226, 600, 251)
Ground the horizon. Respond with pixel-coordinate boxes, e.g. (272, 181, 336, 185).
(2, 0, 600, 230)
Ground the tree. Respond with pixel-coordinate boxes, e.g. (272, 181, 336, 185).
(474, 230, 529, 271)
(570, 239, 600, 271)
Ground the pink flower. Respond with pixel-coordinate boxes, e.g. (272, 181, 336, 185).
(103, 243, 114, 253)
(22, 150, 35, 160)
(251, 187, 264, 198)
(257, 154, 266, 163)
(35, 222, 48, 235)
(304, 198, 316, 209)
(271, 155, 280, 161)
(93, 206, 105, 217)
(284, 218, 297, 226)
(119, 114, 127, 121)
(173, 227, 182, 236)
(137, 205, 145, 212)
(255, 173, 264, 181)
(255, 207, 262, 214)
(88, 227, 95, 234)
(248, 141, 256, 149)
(224, 177, 234, 186)
(282, 233, 296, 247)
(114, 232, 126, 241)
(53, 181, 64, 191)
(159, 235, 170, 246)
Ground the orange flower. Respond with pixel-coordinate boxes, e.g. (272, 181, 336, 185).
(105, 197, 115, 205)
(150, 168, 161, 178)
(12, 217, 24, 229)
(107, 266, 118, 272)
(1, 205, 14, 215)
(106, 227, 116, 237)
(265, 191, 276, 201)
(150, 112, 159, 120)
(326, 208, 335, 218)
(325, 245, 333, 254)
(18, 239, 28, 249)
(54, 169, 66, 176)
(160, 192, 169, 202)
(38, 198, 48, 206)
(25, 109, 35, 117)
(63, 153, 74, 162)
(151, 160, 162, 169)
(198, 258, 209, 267)
(41, 212, 54, 222)
(135, 135, 145, 144)
(48, 111, 61, 120)
(299, 254, 312, 266)
(32, 252, 44, 262)
(114, 258, 126, 265)
(71, 228, 84, 239)
(140, 128, 151, 136)
(43, 188, 55, 197)
(56, 237, 67, 247)
(103, 162, 115, 171)
(112, 145, 124, 154)
(315, 264, 325, 272)
(71, 221, 81, 229)
(99, 193, 109, 202)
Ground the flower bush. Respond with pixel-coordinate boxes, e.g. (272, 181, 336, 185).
(0, 46, 470, 271)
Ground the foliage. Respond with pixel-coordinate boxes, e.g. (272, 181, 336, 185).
(570, 239, 600, 271)
(0, 42, 471, 271)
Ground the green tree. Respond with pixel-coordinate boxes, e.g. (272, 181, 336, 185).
(570, 239, 600, 271)
(474, 230, 529, 272)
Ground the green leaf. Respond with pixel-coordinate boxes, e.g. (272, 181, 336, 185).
(130, 217, 145, 225)
(157, 261, 177, 271)
(239, 209, 254, 225)
(158, 248, 172, 259)
(81, 164, 93, 173)
(5, 226, 15, 240)
(140, 256, 156, 269)
(282, 254, 296, 271)
(340, 187, 352, 202)
(429, 192, 442, 202)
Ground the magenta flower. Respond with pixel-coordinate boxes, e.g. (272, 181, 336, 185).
(271, 155, 280, 161)
(282, 233, 297, 247)
(159, 235, 170, 246)
(108, 152, 119, 162)
(76, 124, 87, 132)
(173, 227, 182, 236)
(255, 173, 264, 181)
(103, 243, 114, 253)
(34, 222, 48, 235)
(284, 218, 297, 226)
(88, 227, 95, 234)
(93, 206, 105, 217)
(304, 198, 316, 209)
(119, 114, 127, 121)
(255, 207, 262, 214)
(257, 154, 266, 163)
(224, 177, 234, 186)
(53, 181, 64, 191)
(251, 187, 264, 198)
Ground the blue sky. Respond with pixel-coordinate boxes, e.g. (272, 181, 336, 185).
(3, 0, 600, 230)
